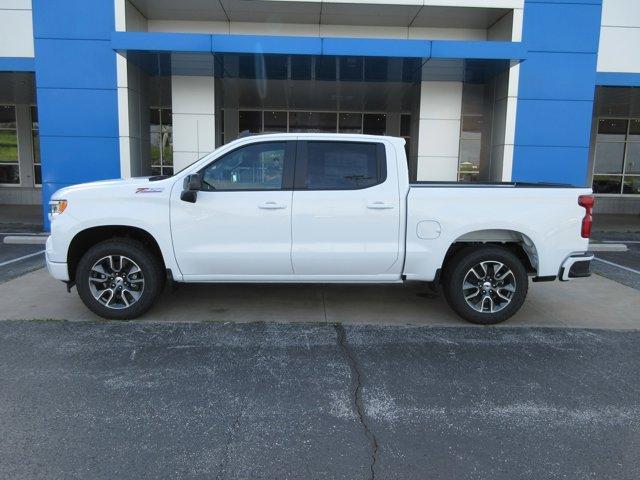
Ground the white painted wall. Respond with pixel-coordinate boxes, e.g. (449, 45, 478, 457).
(171, 76, 216, 172)
(148, 19, 490, 40)
(598, 0, 640, 73)
(416, 81, 462, 181)
(0, 0, 34, 57)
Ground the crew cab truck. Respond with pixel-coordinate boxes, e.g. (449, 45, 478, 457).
(46, 133, 594, 324)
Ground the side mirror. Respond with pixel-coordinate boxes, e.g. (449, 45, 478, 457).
(180, 174, 202, 203)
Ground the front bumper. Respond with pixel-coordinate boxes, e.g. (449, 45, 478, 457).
(559, 253, 593, 282)
(45, 236, 69, 281)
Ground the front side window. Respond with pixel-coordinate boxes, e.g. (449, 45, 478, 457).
(201, 142, 286, 191)
(303, 141, 384, 190)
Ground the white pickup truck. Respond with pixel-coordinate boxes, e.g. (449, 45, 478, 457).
(46, 133, 594, 324)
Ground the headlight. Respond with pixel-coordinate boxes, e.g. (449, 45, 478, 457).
(49, 199, 68, 219)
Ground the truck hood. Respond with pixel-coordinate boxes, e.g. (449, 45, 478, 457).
(51, 177, 170, 199)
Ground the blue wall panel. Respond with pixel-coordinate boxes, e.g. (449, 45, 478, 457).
(518, 52, 597, 101)
(37, 89, 119, 138)
(514, 100, 595, 147)
(40, 137, 120, 184)
(32, 0, 114, 40)
(34, 39, 116, 89)
(523, 3, 601, 53)
(513, 146, 590, 186)
(511, 1, 603, 186)
(33, 0, 119, 229)
(0, 57, 35, 72)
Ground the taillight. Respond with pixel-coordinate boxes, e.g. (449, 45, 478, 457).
(578, 195, 595, 238)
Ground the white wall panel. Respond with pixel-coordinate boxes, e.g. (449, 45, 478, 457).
(598, 27, 640, 73)
(601, 0, 640, 28)
(419, 81, 463, 120)
(172, 76, 216, 115)
(0, 8, 33, 57)
(172, 76, 216, 171)
(417, 156, 459, 181)
(416, 81, 462, 181)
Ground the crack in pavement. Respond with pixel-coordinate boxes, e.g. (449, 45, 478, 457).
(334, 324, 379, 480)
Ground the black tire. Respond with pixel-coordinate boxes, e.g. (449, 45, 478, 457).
(76, 238, 164, 320)
(442, 246, 528, 325)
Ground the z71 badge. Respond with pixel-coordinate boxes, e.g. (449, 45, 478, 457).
(135, 187, 164, 194)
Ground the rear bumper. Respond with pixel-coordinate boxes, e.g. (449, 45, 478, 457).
(559, 253, 593, 281)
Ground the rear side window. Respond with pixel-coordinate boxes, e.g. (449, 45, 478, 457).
(301, 141, 386, 190)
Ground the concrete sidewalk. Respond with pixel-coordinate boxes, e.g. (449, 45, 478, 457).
(2, 268, 640, 329)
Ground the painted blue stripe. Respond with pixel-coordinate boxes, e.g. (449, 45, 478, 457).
(111, 31, 212, 53)
(596, 72, 640, 87)
(321, 37, 429, 58)
(431, 41, 526, 60)
(0, 57, 35, 72)
(213, 34, 321, 55)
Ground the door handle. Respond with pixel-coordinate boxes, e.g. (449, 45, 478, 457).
(259, 201, 287, 210)
(367, 202, 395, 210)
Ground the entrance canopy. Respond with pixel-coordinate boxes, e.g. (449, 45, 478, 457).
(112, 31, 525, 82)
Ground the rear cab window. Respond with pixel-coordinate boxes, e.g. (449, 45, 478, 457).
(296, 141, 386, 190)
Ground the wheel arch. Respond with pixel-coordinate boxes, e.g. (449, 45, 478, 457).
(440, 229, 540, 277)
(67, 225, 165, 282)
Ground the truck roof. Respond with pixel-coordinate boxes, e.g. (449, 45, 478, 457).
(237, 131, 405, 144)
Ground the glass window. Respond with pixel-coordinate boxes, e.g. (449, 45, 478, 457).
(592, 117, 640, 195)
(630, 119, 640, 141)
(289, 112, 336, 133)
(400, 114, 411, 137)
(597, 119, 627, 142)
(593, 175, 622, 194)
(291, 56, 312, 80)
(315, 57, 337, 81)
(304, 142, 383, 190)
(458, 84, 487, 182)
(264, 111, 287, 132)
(338, 113, 362, 134)
(594, 142, 625, 174)
(623, 176, 640, 194)
(201, 142, 286, 191)
(339, 57, 363, 81)
(31, 106, 41, 185)
(0, 105, 19, 184)
(363, 114, 386, 135)
(149, 107, 173, 176)
(625, 142, 640, 175)
(239, 111, 261, 134)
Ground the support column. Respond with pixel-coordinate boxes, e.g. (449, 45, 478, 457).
(416, 81, 462, 181)
(171, 76, 216, 171)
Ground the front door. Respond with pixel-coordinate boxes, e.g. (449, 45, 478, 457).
(291, 139, 402, 277)
(171, 140, 295, 279)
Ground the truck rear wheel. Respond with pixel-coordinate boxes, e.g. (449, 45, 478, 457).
(442, 246, 528, 325)
(76, 239, 164, 320)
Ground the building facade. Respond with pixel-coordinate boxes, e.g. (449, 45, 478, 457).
(0, 0, 638, 228)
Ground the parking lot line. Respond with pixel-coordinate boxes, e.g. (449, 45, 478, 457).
(0, 251, 45, 268)
(594, 257, 640, 276)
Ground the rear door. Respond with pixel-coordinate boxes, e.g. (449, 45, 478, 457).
(291, 139, 401, 277)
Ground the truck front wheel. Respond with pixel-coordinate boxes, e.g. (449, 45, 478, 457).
(75, 239, 164, 320)
(442, 246, 528, 325)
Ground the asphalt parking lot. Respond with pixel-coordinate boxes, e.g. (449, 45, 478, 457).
(1, 320, 639, 480)
(0, 233, 45, 284)
(591, 232, 640, 290)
